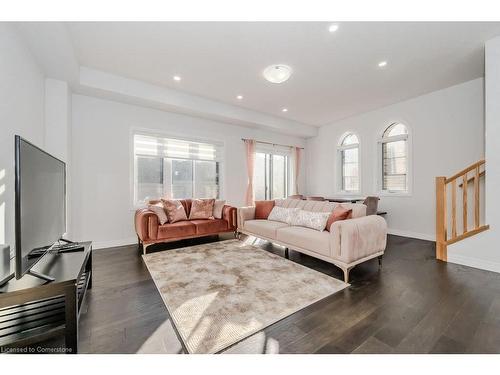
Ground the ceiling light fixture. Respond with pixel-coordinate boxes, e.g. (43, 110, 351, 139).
(173, 75, 182, 81)
(263, 64, 293, 84)
(328, 24, 339, 33)
(282, 108, 288, 113)
(236, 95, 243, 100)
(378, 61, 388, 68)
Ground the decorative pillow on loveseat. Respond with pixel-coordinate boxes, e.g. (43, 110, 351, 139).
(189, 198, 215, 220)
(290, 209, 330, 231)
(255, 200, 275, 219)
(148, 202, 169, 225)
(267, 206, 299, 224)
(213, 200, 226, 219)
(161, 199, 188, 223)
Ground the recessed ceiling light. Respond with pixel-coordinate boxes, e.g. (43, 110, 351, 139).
(263, 64, 292, 84)
(173, 75, 182, 81)
(236, 95, 243, 100)
(378, 61, 388, 68)
(328, 24, 339, 33)
(282, 108, 288, 113)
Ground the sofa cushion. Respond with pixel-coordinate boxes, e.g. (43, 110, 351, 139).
(274, 198, 366, 218)
(268, 206, 299, 224)
(291, 209, 330, 231)
(180, 199, 192, 217)
(162, 199, 188, 223)
(325, 206, 352, 232)
(255, 200, 275, 219)
(213, 200, 226, 219)
(189, 198, 215, 220)
(244, 220, 289, 239)
(276, 226, 331, 257)
(191, 219, 228, 235)
(148, 202, 169, 225)
(157, 221, 197, 239)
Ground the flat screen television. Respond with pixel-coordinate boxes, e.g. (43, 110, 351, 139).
(15, 135, 66, 280)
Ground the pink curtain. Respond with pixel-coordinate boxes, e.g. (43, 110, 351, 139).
(293, 146, 301, 194)
(244, 139, 256, 206)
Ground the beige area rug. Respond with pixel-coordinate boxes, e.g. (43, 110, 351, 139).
(142, 239, 348, 354)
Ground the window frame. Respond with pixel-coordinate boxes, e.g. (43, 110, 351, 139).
(336, 132, 361, 195)
(254, 145, 291, 201)
(377, 122, 412, 197)
(130, 128, 225, 208)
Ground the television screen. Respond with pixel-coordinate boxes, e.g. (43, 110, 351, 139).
(15, 136, 66, 279)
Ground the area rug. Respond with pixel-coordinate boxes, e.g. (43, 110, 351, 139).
(142, 239, 348, 354)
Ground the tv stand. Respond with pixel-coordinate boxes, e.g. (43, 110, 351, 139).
(27, 269, 55, 282)
(0, 241, 92, 353)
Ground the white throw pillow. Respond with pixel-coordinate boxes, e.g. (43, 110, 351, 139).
(213, 200, 226, 219)
(267, 206, 299, 224)
(290, 209, 330, 231)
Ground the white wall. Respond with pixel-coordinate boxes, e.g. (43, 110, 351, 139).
(306, 78, 485, 240)
(0, 24, 45, 255)
(448, 37, 500, 274)
(70, 95, 307, 248)
(44, 78, 72, 237)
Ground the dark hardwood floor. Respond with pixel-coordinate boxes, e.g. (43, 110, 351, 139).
(76, 234, 500, 354)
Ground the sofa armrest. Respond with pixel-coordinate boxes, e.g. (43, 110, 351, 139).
(330, 215, 387, 263)
(237, 206, 256, 230)
(134, 208, 159, 242)
(222, 205, 237, 230)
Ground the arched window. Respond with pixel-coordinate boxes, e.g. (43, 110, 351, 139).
(380, 123, 409, 193)
(338, 133, 360, 193)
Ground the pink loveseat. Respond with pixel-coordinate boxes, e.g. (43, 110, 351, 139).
(135, 199, 237, 254)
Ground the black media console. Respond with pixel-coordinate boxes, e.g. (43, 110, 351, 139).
(0, 241, 92, 354)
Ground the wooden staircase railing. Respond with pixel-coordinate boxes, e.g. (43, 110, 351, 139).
(436, 159, 489, 261)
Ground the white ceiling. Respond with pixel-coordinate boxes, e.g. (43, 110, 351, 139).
(64, 22, 500, 127)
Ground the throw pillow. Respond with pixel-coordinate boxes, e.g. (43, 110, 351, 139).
(213, 200, 226, 219)
(268, 206, 299, 224)
(189, 198, 216, 220)
(255, 200, 275, 219)
(291, 210, 330, 232)
(161, 199, 188, 223)
(148, 202, 169, 225)
(325, 206, 352, 232)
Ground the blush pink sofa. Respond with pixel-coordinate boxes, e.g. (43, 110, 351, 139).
(135, 199, 237, 254)
(237, 198, 387, 282)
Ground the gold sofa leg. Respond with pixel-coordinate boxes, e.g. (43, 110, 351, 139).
(342, 267, 351, 283)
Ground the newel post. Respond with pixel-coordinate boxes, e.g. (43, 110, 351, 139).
(436, 176, 447, 261)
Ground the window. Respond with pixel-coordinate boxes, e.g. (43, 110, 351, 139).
(254, 147, 290, 200)
(379, 123, 409, 193)
(337, 133, 360, 193)
(133, 133, 223, 205)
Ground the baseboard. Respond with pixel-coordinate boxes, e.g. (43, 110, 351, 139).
(92, 237, 138, 250)
(387, 228, 435, 242)
(447, 253, 500, 274)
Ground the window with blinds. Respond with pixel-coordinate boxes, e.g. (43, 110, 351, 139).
(380, 123, 409, 192)
(338, 133, 360, 192)
(133, 133, 223, 204)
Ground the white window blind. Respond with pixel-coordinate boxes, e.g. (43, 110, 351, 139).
(134, 134, 223, 162)
(133, 133, 223, 204)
